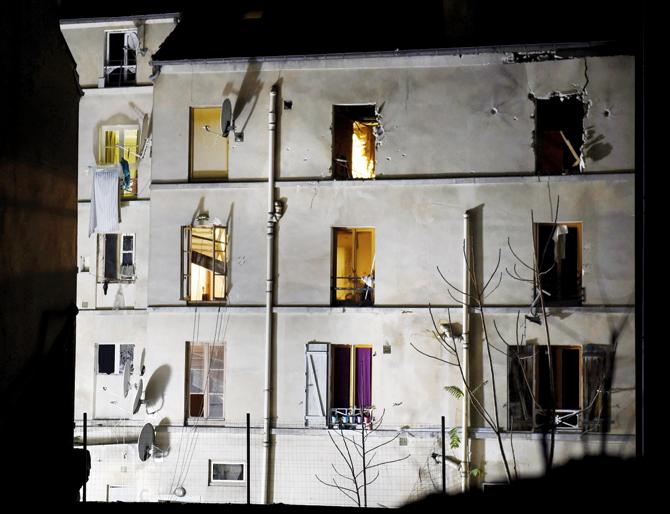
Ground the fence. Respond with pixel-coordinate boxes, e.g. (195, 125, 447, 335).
(77, 414, 463, 506)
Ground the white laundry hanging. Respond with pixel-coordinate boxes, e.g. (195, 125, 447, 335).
(89, 165, 121, 236)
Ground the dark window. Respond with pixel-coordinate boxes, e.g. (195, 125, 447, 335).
(535, 346, 581, 429)
(332, 105, 377, 179)
(535, 222, 582, 306)
(98, 344, 115, 374)
(508, 344, 611, 432)
(535, 95, 585, 175)
(98, 233, 136, 282)
(104, 31, 137, 87)
(97, 343, 134, 374)
(329, 345, 372, 428)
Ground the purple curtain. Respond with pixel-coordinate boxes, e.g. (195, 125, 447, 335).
(356, 347, 372, 408)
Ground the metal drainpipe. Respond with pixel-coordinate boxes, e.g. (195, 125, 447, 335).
(461, 212, 470, 492)
(261, 85, 278, 504)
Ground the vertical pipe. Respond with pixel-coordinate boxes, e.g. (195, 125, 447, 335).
(462, 212, 470, 492)
(246, 412, 251, 505)
(441, 415, 446, 494)
(83, 412, 87, 503)
(261, 85, 278, 505)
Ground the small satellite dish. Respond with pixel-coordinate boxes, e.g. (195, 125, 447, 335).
(133, 378, 144, 415)
(123, 362, 132, 398)
(126, 32, 140, 52)
(221, 98, 233, 138)
(138, 423, 155, 462)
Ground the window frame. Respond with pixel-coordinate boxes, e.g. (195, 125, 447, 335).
(533, 221, 583, 306)
(98, 124, 140, 199)
(305, 341, 374, 428)
(332, 104, 378, 180)
(104, 29, 137, 88)
(96, 343, 135, 375)
(186, 342, 225, 421)
(507, 344, 611, 433)
(180, 224, 228, 304)
(534, 94, 586, 175)
(331, 227, 375, 307)
(189, 107, 230, 181)
(96, 233, 136, 283)
(209, 461, 246, 485)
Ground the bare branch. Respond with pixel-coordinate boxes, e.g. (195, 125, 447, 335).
(410, 342, 458, 366)
(482, 248, 502, 293)
(507, 237, 534, 271)
(483, 272, 503, 299)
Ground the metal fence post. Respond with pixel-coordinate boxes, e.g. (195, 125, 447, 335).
(83, 412, 87, 503)
(441, 415, 446, 494)
(247, 412, 251, 504)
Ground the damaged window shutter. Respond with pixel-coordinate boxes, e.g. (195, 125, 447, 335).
(332, 108, 353, 179)
(508, 345, 535, 431)
(104, 234, 119, 280)
(305, 342, 329, 427)
(582, 344, 611, 432)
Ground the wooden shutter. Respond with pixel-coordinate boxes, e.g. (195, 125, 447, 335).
(305, 342, 329, 427)
(181, 226, 192, 300)
(508, 345, 535, 431)
(582, 344, 611, 432)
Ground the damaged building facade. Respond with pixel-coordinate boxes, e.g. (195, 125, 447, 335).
(63, 9, 636, 506)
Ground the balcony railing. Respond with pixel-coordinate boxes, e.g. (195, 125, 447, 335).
(329, 407, 373, 429)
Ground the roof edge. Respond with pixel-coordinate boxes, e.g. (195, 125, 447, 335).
(60, 12, 180, 25)
(151, 40, 633, 66)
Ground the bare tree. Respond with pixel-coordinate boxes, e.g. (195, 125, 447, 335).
(315, 409, 410, 507)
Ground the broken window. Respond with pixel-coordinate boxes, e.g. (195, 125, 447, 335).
(190, 107, 229, 180)
(535, 95, 586, 174)
(97, 343, 134, 375)
(210, 461, 245, 483)
(187, 343, 225, 419)
(104, 30, 137, 87)
(304, 342, 372, 428)
(508, 344, 610, 432)
(181, 225, 227, 302)
(97, 233, 136, 282)
(332, 105, 378, 179)
(98, 125, 139, 199)
(332, 227, 375, 306)
(534, 222, 582, 306)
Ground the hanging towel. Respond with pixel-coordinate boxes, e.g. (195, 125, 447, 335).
(552, 224, 569, 263)
(120, 157, 131, 191)
(89, 165, 121, 236)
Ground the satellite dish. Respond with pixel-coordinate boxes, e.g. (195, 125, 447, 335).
(221, 98, 233, 138)
(123, 362, 132, 398)
(126, 32, 140, 52)
(133, 378, 144, 415)
(138, 423, 155, 462)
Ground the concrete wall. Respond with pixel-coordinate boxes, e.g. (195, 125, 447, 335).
(148, 177, 633, 307)
(77, 88, 154, 201)
(61, 19, 176, 88)
(77, 201, 150, 310)
(71, 47, 637, 501)
(153, 55, 634, 182)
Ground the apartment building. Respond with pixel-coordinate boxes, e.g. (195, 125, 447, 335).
(63, 5, 636, 505)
